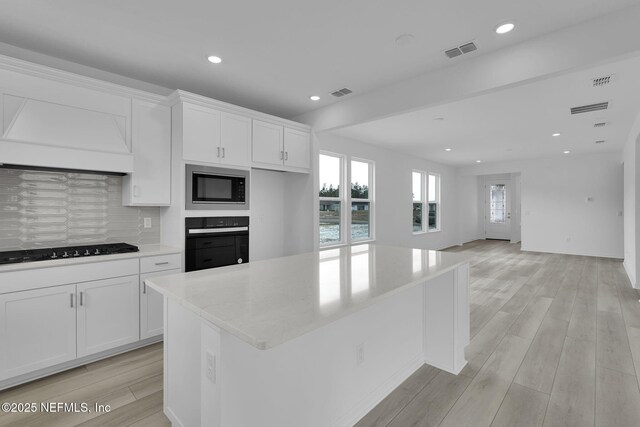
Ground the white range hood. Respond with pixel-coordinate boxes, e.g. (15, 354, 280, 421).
(0, 95, 133, 173)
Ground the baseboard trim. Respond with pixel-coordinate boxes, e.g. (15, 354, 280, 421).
(335, 354, 424, 427)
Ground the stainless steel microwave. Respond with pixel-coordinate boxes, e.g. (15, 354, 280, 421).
(185, 164, 249, 210)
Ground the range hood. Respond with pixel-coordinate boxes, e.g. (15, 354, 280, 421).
(0, 95, 133, 173)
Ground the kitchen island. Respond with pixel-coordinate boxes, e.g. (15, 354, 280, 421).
(147, 244, 470, 427)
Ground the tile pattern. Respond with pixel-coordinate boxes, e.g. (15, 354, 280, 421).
(0, 168, 160, 250)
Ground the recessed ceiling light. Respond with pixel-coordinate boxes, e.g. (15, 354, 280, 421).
(445, 148, 452, 152)
(309, 95, 320, 101)
(552, 132, 561, 137)
(395, 33, 415, 47)
(496, 22, 515, 34)
(207, 55, 222, 64)
(476, 160, 482, 163)
(563, 150, 571, 154)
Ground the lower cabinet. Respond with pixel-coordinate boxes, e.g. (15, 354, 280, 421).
(77, 275, 140, 358)
(140, 269, 180, 339)
(0, 284, 76, 381)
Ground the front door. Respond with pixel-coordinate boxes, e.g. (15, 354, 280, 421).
(485, 179, 511, 240)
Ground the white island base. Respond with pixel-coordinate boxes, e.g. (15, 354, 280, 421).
(157, 254, 469, 427)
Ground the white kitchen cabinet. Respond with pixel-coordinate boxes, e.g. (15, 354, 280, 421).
(0, 284, 76, 381)
(140, 269, 180, 339)
(76, 275, 140, 358)
(220, 112, 251, 167)
(283, 128, 311, 169)
(123, 99, 171, 206)
(182, 103, 221, 164)
(251, 120, 310, 172)
(180, 103, 250, 167)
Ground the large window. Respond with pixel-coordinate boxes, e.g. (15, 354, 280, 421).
(319, 153, 343, 245)
(319, 153, 374, 246)
(412, 171, 440, 233)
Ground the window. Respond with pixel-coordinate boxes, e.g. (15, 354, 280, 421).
(319, 153, 343, 245)
(412, 171, 440, 233)
(351, 159, 372, 241)
(319, 153, 374, 246)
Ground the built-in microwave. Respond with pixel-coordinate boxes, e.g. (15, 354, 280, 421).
(185, 164, 249, 210)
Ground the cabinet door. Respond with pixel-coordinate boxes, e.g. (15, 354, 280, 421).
(140, 269, 180, 339)
(182, 103, 221, 163)
(125, 99, 171, 205)
(283, 128, 311, 170)
(252, 120, 284, 166)
(77, 275, 139, 358)
(220, 112, 251, 167)
(0, 284, 76, 381)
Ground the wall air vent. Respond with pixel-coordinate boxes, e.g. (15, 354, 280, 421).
(570, 102, 608, 115)
(592, 74, 615, 87)
(444, 41, 477, 59)
(330, 88, 353, 98)
(593, 121, 607, 128)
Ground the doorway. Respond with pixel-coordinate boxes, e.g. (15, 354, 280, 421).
(485, 179, 511, 240)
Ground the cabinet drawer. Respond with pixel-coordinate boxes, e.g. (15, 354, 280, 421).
(140, 254, 182, 274)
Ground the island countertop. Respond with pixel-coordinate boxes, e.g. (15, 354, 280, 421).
(146, 244, 471, 350)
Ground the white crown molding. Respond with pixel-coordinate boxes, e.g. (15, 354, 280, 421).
(0, 54, 168, 105)
(169, 90, 311, 132)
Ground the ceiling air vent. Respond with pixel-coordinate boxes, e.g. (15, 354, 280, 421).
(593, 121, 607, 128)
(444, 41, 477, 59)
(592, 74, 615, 87)
(570, 102, 608, 115)
(595, 140, 606, 144)
(330, 88, 353, 98)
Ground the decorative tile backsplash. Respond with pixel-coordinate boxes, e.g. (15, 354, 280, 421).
(0, 168, 161, 251)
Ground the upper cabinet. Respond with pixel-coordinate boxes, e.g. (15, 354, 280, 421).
(123, 99, 172, 206)
(252, 120, 310, 172)
(178, 102, 250, 168)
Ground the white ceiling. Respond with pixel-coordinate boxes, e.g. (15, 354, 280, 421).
(333, 55, 640, 165)
(0, 0, 638, 118)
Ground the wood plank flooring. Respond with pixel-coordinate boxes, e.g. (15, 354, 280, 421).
(357, 240, 640, 427)
(1, 240, 640, 426)
(0, 343, 169, 426)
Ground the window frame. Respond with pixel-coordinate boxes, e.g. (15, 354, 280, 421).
(349, 157, 375, 243)
(318, 152, 375, 248)
(319, 152, 346, 247)
(412, 170, 441, 234)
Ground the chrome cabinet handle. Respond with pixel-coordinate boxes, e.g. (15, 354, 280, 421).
(79, 291, 84, 306)
(217, 147, 220, 158)
(70, 293, 74, 308)
(285, 151, 288, 161)
(143, 282, 146, 294)
(222, 147, 225, 158)
(155, 261, 169, 265)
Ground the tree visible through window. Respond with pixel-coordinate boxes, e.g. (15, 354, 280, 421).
(319, 153, 374, 246)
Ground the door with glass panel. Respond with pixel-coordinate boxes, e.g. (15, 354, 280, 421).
(484, 179, 511, 240)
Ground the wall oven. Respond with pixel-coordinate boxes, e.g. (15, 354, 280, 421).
(186, 164, 249, 210)
(185, 216, 249, 272)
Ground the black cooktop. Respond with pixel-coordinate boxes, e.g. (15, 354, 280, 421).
(0, 243, 139, 265)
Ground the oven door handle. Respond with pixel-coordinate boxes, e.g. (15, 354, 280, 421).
(188, 227, 249, 234)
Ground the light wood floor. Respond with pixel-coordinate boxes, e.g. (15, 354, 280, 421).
(357, 240, 640, 427)
(2, 240, 640, 426)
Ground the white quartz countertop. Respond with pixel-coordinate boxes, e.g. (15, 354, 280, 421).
(147, 244, 471, 350)
(0, 244, 181, 273)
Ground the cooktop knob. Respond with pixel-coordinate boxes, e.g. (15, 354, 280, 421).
(51, 252, 58, 259)
(84, 250, 91, 256)
(237, 258, 243, 264)
(73, 250, 80, 257)
(94, 249, 100, 255)
(62, 251, 69, 258)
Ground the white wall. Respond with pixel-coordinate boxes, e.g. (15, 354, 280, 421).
(458, 152, 624, 258)
(315, 133, 460, 250)
(623, 114, 640, 287)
